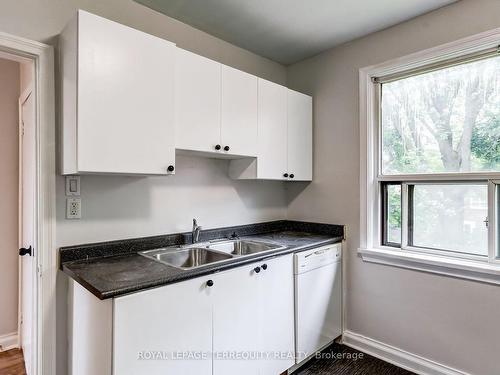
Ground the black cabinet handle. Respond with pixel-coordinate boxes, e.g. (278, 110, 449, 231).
(206, 280, 214, 287)
(167, 165, 175, 172)
(19, 246, 32, 256)
(261, 264, 268, 270)
(290, 174, 295, 179)
(254, 266, 261, 273)
(224, 146, 230, 152)
(215, 144, 221, 150)
(283, 173, 289, 178)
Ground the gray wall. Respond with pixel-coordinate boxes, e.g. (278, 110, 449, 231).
(286, 1, 500, 374)
(0, 1, 287, 373)
(0, 58, 20, 338)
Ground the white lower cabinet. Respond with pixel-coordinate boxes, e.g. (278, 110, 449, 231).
(212, 255, 295, 375)
(212, 263, 261, 375)
(113, 276, 213, 375)
(258, 256, 295, 374)
(69, 255, 294, 375)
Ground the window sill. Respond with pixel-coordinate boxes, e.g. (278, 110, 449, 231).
(358, 247, 500, 285)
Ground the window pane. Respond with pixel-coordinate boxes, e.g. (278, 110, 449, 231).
(385, 184, 401, 245)
(381, 55, 500, 175)
(411, 184, 488, 256)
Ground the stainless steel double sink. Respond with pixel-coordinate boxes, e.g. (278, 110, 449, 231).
(140, 239, 285, 270)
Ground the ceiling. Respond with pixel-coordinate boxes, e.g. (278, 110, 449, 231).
(134, 0, 458, 65)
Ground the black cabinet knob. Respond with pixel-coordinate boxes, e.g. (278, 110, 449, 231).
(289, 174, 295, 179)
(261, 264, 268, 270)
(224, 146, 230, 152)
(215, 144, 221, 150)
(283, 173, 289, 178)
(167, 165, 175, 172)
(206, 280, 214, 287)
(19, 246, 32, 256)
(254, 266, 261, 273)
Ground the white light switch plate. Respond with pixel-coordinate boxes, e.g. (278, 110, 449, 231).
(65, 176, 80, 196)
(66, 197, 81, 219)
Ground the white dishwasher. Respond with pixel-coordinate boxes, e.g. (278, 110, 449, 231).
(294, 243, 342, 365)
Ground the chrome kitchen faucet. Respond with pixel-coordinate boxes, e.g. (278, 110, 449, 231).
(192, 218, 202, 243)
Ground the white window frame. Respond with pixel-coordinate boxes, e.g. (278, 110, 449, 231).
(359, 28, 500, 285)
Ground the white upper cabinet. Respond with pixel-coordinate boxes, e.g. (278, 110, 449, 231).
(229, 80, 313, 181)
(287, 89, 313, 181)
(175, 52, 258, 158)
(175, 48, 222, 154)
(221, 66, 258, 157)
(257, 79, 289, 179)
(61, 10, 176, 175)
(60, 11, 312, 179)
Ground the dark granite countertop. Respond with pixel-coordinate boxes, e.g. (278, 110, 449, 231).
(60, 221, 344, 300)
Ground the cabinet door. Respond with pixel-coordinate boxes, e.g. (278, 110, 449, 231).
(221, 65, 258, 157)
(77, 10, 175, 174)
(213, 263, 261, 375)
(113, 277, 213, 375)
(257, 79, 288, 179)
(175, 48, 222, 153)
(287, 89, 312, 181)
(258, 255, 295, 374)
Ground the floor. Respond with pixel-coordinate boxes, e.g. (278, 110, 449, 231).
(294, 343, 414, 375)
(0, 349, 26, 375)
(0, 343, 412, 375)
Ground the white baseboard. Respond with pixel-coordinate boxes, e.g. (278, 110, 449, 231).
(342, 331, 470, 375)
(0, 331, 19, 352)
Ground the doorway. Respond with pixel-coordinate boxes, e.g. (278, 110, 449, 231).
(0, 31, 56, 375)
(0, 53, 36, 375)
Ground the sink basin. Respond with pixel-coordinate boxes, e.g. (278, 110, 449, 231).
(141, 247, 233, 270)
(207, 239, 284, 256)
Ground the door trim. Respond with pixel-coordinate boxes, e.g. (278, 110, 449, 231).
(0, 31, 56, 375)
(17, 83, 34, 353)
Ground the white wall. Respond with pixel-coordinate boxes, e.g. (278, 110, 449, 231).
(0, 0, 286, 85)
(286, 1, 500, 374)
(19, 61, 33, 95)
(0, 1, 287, 373)
(0, 58, 20, 338)
(56, 157, 287, 246)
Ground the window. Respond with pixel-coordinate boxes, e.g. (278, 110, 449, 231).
(382, 183, 401, 246)
(381, 55, 500, 175)
(378, 53, 499, 258)
(360, 32, 500, 283)
(409, 183, 488, 255)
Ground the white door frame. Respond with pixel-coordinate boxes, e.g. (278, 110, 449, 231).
(17, 85, 34, 352)
(0, 31, 56, 375)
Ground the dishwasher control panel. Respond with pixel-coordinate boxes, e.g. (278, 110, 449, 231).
(294, 243, 341, 274)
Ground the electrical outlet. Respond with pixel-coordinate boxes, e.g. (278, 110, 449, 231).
(66, 197, 81, 219)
